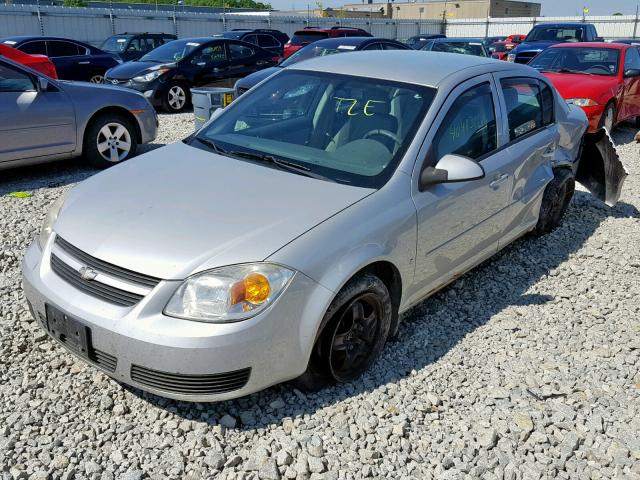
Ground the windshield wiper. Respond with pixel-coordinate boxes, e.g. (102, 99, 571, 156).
(227, 150, 334, 182)
(192, 137, 228, 155)
(557, 68, 592, 75)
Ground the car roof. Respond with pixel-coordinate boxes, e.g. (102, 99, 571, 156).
(548, 42, 626, 50)
(177, 37, 221, 44)
(307, 36, 395, 48)
(2, 36, 89, 43)
(288, 50, 533, 88)
(532, 23, 592, 28)
(294, 27, 365, 33)
(431, 37, 484, 43)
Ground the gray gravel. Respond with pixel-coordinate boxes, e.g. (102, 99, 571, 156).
(1, 113, 639, 480)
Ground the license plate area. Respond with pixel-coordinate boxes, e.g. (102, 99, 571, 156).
(45, 304, 92, 359)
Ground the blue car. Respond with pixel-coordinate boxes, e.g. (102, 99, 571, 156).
(0, 36, 122, 83)
(508, 23, 603, 64)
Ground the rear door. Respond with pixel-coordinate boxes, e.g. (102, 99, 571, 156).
(492, 74, 557, 247)
(189, 41, 230, 87)
(46, 40, 88, 81)
(226, 41, 261, 84)
(0, 60, 75, 163)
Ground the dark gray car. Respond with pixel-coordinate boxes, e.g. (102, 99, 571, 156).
(0, 57, 157, 170)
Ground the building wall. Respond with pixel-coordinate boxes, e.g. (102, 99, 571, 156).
(343, 0, 541, 20)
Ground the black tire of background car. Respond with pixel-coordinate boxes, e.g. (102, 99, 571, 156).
(162, 82, 191, 113)
(599, 101, 616, 132)
(292, 273, 393, 391)
(83, 112, 137, 169)
(533, 168, 575, 237)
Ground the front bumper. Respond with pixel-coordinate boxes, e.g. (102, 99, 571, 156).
(22, 238, 334, 402)
(580, 104, 606, 133)
(104, 77, 164, 107)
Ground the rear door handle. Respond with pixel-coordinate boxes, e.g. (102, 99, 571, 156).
(489, 173, 509, 189)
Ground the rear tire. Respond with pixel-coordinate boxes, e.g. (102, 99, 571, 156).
(533, 168, 575, 236)
(293, 273, 393, 392)
(83, 113, 138, 169)
(162, 82, 190, 113)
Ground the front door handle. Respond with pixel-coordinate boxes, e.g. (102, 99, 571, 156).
(77, 61, 90, 64)
(489, 173, 509, 189)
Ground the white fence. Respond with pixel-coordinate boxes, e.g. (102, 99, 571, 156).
(0, 4, 638, 45)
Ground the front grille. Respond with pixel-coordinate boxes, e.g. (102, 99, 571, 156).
(50, 236, 160, 307)
(130, 364, 251, 395)
(104, 77, 130, 86)
(515, 52, 538, 64)
(55, 236, 160, 288)
(51, 254, 144, 307)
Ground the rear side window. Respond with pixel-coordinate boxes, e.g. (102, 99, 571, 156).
(229, 43, 254, 60)
(19, 41, 47, 56)
(433, 82, 497, 161)
(243, 34, 258, 46)
(258, 35, 278, 48)
(48, 41, 82, 57)
(501, 78, 553, 141)
(291, 32, 329, 45)
(432, 42, 485, 57)
(0, 63, 35, 92)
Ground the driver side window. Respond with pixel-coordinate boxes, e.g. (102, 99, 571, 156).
(433, 82, 497, 162)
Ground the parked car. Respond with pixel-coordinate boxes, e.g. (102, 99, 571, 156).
(420, 37, 488, 57)
(100, 32, 177, 62)
(0, 36, 122, 83)
(0, 56, 156, 170)
(482, 36, 507, 49)
(235, 36, 411, 96)
(508, 23, 603, 64)
(488, 41, 514, 60)
(103, 37, 279, 112)
(529, 42, 640, 132)
(405, 34, 446, 50)
(217, 29, 289, 56)
(283, 27, 372, 58)
(505, 34, 526, 44)
(0, 44, 57, 78)
(22, 51, 625, 401)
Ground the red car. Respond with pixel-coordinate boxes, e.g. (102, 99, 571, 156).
(505, 34, 526, 44)
(283, 27, 372, 58)
(530, 42, 640, 132)
(0, 43, 57, 78)
(490, 41, 517, 60)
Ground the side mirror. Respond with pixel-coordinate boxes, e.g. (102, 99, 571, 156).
(37, 76, 49, 92)
(419, 154, 485, 191)
(624, 68, 640, 78)
(595, 37, 605, 42)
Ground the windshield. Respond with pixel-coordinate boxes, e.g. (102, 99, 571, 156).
(280, 44, 352, 67)
(526, 27, 584, 42)
(140, 39, 201, 62)
(101, 35, 132, 53)
(290, 31, 329, 46)
(430, 41, 486, 56)
(530, 47, 620, 76)
(193, 70, 435, 188)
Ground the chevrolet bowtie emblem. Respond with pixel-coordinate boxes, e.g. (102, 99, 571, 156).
(79, 266, 98, 281)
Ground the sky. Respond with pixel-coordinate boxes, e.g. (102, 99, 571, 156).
(273, 0, 639, 16)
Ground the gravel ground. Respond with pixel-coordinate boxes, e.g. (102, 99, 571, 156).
(1, 113, 639, 480)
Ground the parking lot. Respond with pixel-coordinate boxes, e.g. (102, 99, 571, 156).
(0, 112, 638, 479)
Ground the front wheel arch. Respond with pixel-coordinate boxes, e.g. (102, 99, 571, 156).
(82, 106, 142, 150)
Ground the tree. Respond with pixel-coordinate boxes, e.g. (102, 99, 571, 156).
(63, 0, 87, 6)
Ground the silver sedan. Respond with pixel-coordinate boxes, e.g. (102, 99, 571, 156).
(0, 56, 157, 170)
(22, 51, 625, 401)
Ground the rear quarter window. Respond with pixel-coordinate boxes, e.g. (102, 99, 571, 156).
(291, 32, 329, 45)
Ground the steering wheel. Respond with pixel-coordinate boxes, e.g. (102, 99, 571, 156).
(363, 129, 402, 151)
(586, 65, 611, 74)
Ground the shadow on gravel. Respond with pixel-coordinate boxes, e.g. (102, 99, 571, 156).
(0, 144, 165, 196)
(126, 192, 640, 430)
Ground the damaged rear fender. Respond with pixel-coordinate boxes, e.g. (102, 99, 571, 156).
(575, 128, 627, 207)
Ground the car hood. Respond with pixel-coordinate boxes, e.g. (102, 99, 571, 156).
(236, 67, 280, 90)
(541, 72, 619, 100)
(106, 61, 174, 79)
(514, 41, 560, 53)
(55, 142, 374, 280)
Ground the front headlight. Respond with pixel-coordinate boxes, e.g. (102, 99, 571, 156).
(566, 98, 598, 107)
(133, 68, 169, 83)
(507, 53, 516, 62)
(164, 263, 295, 323)
(38, 194, 66, 250)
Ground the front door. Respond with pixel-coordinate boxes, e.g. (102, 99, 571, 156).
(0, 61, 76, 163)
(621, 47, 640, 120)
(410, 75, 514, 299)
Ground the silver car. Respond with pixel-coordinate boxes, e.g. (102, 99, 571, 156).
(0, 56, 157, 170)
(22, 51, 625, 401)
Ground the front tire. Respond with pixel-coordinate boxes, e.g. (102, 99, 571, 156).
(533, 168, 575, 236)
(83, 113, 138, 169)
(162, 82, 190, 113)
(293, 273, 393, 391)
